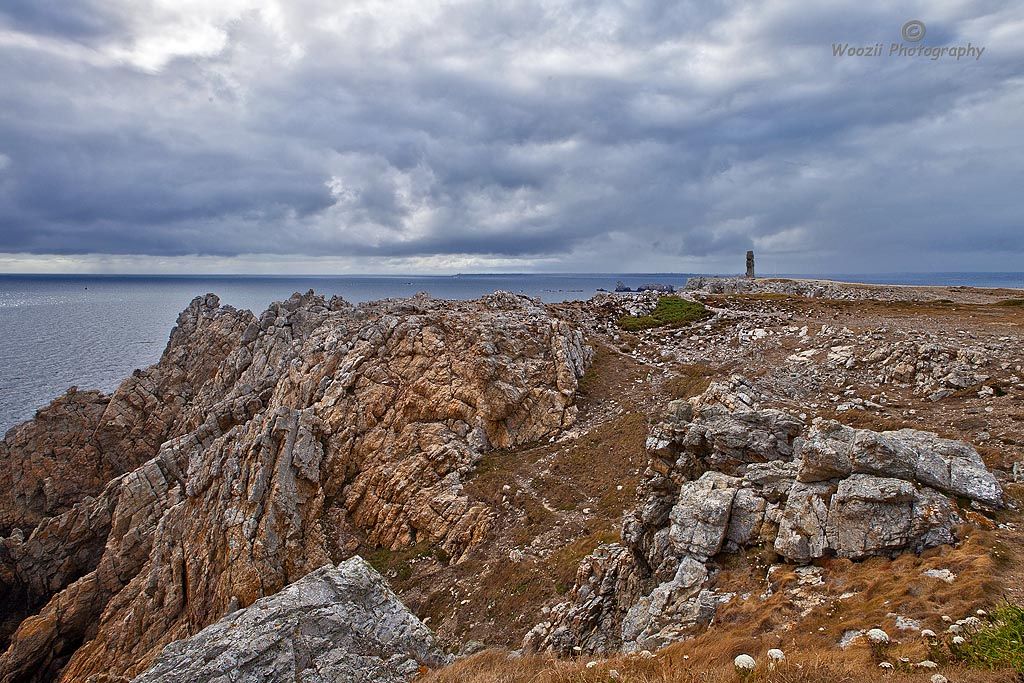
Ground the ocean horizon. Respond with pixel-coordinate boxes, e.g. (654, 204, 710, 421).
(1, 271, 1022, 434)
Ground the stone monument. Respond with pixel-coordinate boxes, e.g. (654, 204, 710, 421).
(745, 250, 755, 278)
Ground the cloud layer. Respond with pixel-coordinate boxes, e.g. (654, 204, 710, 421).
(1, 0, 1022, 273)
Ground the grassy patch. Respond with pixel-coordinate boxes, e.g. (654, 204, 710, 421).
(956, 603, 1024, 672)
(665, 363, 720, 399)
(992, 298, 1024, 307)
(617, 296, 709, 331)
(363, 541, 438, 584)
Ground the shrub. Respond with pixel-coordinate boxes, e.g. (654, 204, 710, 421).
(617, 297, 709, 331)
(953, 603, 1024, 673)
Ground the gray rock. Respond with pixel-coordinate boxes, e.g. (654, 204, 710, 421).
(725, 489, 768, 547)
(668, 472, 739, 560)
(619, 556, 710, 652)
(743, 460, 799, 501)
(825, 475, 918, 559)
(681, 405, 802, 472)
(521, 544, 640, 656)
(795, 422, 854, 482)
(777, 475, 962, 562)
(132, 557, 448, 683)
(796, 421, 1001, 507)
(774, 482, 835, 562)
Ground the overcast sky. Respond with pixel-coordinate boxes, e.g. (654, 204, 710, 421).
(0, 1, 1021, 274)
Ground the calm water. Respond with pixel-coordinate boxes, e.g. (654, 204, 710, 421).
(1, 272, 1021, 435)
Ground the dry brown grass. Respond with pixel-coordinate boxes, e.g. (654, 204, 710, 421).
(421, 648, 1020, 682)
(421, 522, 1022, 683)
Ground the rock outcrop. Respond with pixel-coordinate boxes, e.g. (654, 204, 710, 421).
(133, 557, 448, 683)
(525, 376, 1002, 656)
(0, 295, 252, 538)
(0, 291, 590, 682)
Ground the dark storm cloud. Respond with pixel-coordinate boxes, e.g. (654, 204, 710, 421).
(0, 0, 1022, 272)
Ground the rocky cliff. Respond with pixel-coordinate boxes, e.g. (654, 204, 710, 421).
(0, 290, 590, 682)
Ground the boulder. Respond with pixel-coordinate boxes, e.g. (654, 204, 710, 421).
(132, 557, 448, 683)
(796, 421, 1002, 507)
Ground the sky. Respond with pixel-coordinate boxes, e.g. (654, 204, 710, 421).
(0, 1, 1022, 275)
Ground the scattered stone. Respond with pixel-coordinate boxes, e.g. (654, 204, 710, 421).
(922, 568, 956, 584)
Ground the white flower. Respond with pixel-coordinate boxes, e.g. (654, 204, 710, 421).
(767, 648, 785, 661)
(878, 662, 894, 669)
(734, 654, 756, 670)
(916, 660, 938, 669)
(609, 670, 620, 680)
(947, 624, 962, 634)
(941, 615, 952, 622)
(961, 616, 982, 628)
(867, 628, 890, 644)
(976, 609, 988, 617)
(930, 675, 949, 683)
(586, 661, 598, 669)
(952, 636, 966, 645)
(921, 629, 937, 638)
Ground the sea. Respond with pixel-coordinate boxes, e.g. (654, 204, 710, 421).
(1, 272, 1021, 435)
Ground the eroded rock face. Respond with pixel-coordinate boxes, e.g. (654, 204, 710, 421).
(0, 291, 590, 682)
(526, 377, 1002, 656)
(0, 296, 253, 651)
(132, 557, 448, 683)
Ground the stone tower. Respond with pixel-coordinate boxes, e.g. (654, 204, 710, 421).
(745, 250, 755, 278)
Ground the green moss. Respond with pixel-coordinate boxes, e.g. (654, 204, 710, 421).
(617, 296, 709, 331)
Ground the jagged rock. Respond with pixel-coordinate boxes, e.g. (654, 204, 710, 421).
(725, 488, 769, 547)
(0, 295, 252, 542)
(823, 475, 959, 559)
(0, 413, 240, 683)
(678, 405, 802, 471)
(619, 556, 713, 653)
(684, 276, 952, 303)
(743, 460, 799, 501)
(522, 544, 640, 655)
(773, 481, 835, 563)
(1, 291, 590, 682)
(132, 557, 448, 683)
